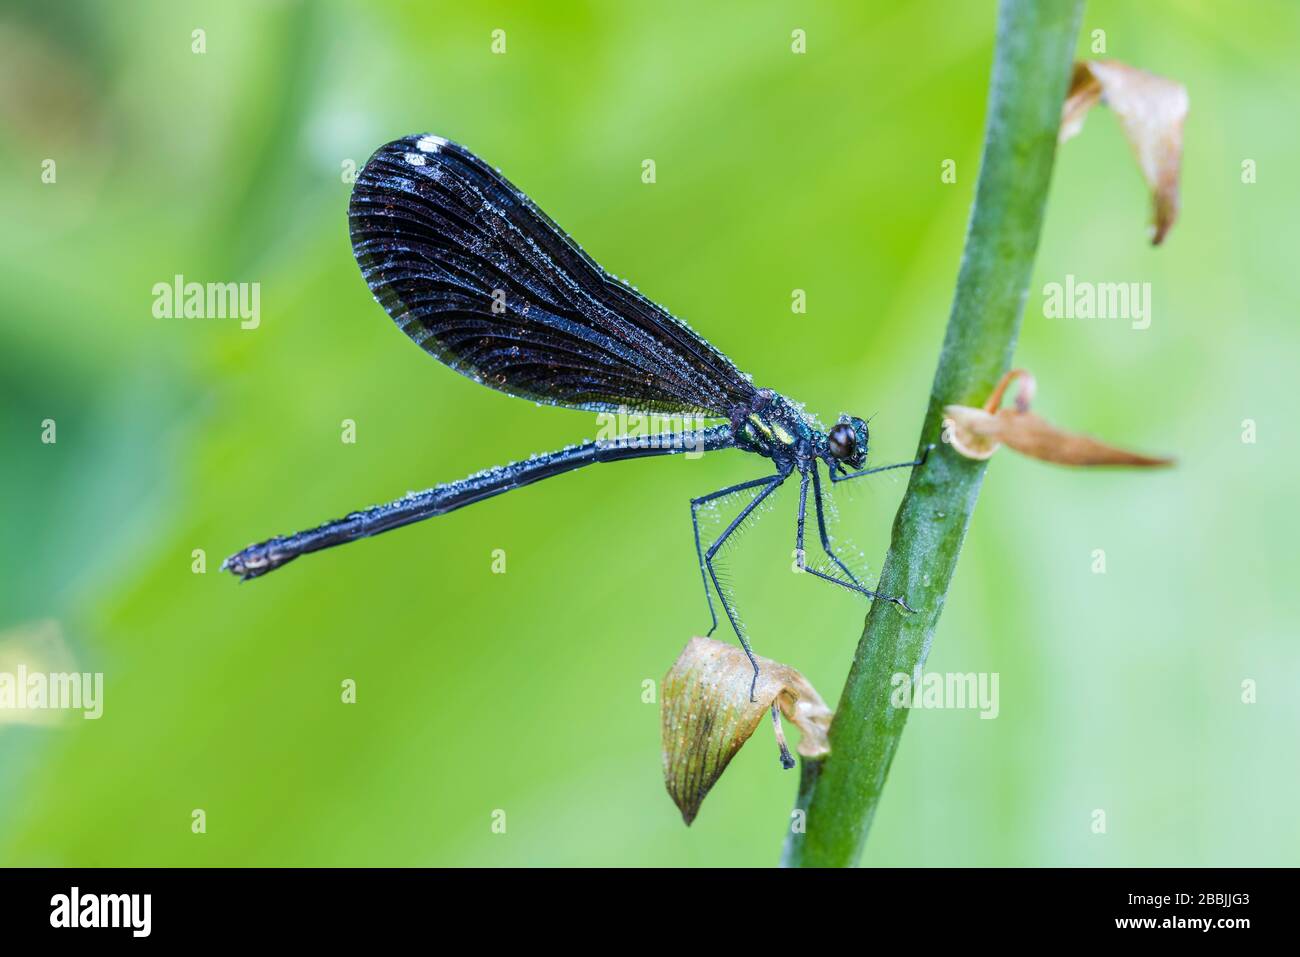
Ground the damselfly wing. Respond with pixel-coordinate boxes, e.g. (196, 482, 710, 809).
(349, 134, 758, 417)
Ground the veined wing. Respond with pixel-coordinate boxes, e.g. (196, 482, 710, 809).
(348, 135, 758, 417)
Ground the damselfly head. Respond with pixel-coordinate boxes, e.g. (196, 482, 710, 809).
(827, 414, 869, 470)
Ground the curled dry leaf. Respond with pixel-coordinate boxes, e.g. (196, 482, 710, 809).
(1061, 60, 1188, 245)
(661, 637, 831, 825)
(943, 369, 1173, 467)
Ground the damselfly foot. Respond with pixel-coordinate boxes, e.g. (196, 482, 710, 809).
(772, 704, 796, 770)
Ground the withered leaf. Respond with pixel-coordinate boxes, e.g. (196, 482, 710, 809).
(1061, 60, 1188, 245)
(661, 637, 831, 825)
(943, 404, 1173, 466)
(943, 369, 1173, 467)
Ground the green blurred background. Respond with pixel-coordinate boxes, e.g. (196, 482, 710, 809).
(2, 0, 1297, 867)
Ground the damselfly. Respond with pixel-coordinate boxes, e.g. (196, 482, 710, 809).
(224, 135, 929, 697)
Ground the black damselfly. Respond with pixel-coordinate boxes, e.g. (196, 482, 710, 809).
(223, 134, 929, 698)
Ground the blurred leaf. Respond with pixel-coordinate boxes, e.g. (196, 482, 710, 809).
(943, 369, 1173, 466)
(1060, 60, 1188, 245)
(661, 637, 831, 825)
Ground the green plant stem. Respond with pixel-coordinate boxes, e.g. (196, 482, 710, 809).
(782, 0, 1084, 868)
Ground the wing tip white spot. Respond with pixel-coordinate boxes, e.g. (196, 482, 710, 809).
(404, 152, 426, 166)
(416, 135, 447, 153)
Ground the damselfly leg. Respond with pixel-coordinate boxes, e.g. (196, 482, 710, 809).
(828, 444, 934, 483)
(795, 463, 914, 612)
(698, 465, 792, 701)
(690, 474, 782, 638)
(810, 464, 864, 587)
(689, 451, 931, 700)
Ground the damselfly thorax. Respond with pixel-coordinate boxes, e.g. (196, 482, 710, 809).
(731, 389, 871, 474)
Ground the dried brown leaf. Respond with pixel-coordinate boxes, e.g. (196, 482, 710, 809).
(661, 637, 831, 825)
(944, 404, 1173, 466)
(943, 369, 1173, 467)
(1060, 60, 1188, 244)
(941, 404, 1003, 461)
(1060, 61, 1103, 142)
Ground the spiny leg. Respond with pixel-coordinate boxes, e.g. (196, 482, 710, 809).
(797, 553, 915, 612)
(704, 469, 790, 701)
(691, 474, 784, 638)
(795, 469, 809, 568)
(809, 446, 934, 603)
(810, 464, 863, 587)
(792, 463, 914, 612)
(829, 444, 934, 483)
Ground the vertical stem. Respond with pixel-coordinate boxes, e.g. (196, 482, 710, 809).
(783, 0, 1084, 868)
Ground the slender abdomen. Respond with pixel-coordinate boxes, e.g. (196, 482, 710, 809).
(222, 425, 735, 579)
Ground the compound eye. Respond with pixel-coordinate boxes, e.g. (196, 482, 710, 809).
(828, 422, 857, 461)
